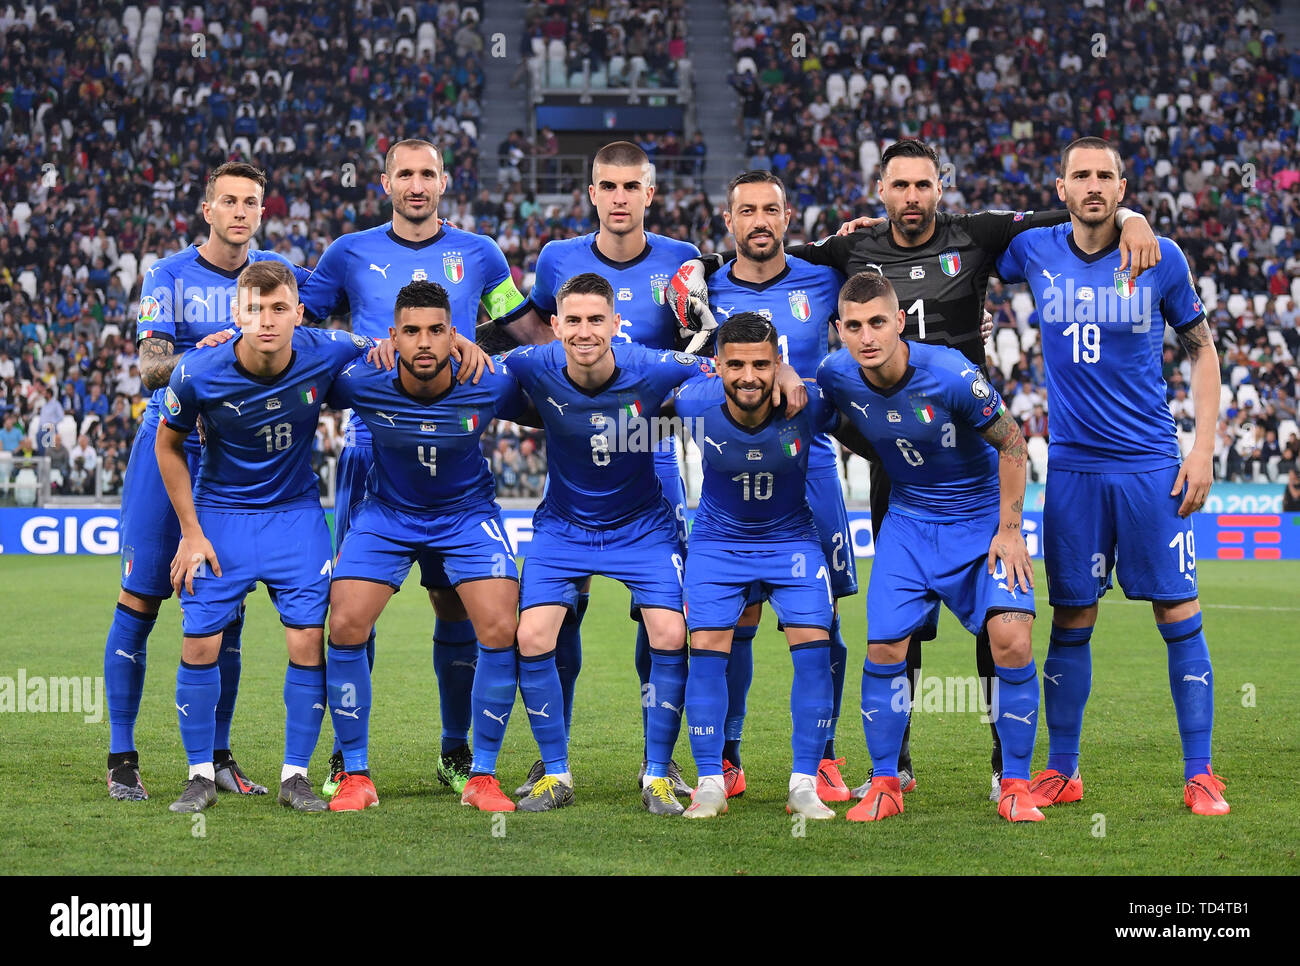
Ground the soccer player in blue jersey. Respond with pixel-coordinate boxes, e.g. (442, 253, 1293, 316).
(818, 272, 1044, 823)
(103, 162, 310, 801)
(995, 138, 1229, 816)
(299, 139, 529, 797)
(505, 141, 703, 798)
(673, 313, 857, 820)
(680, 170, 858, 804)
(321, 281, 534, 813)
(156, 261, 372, 813)
(502, 273, 786, 814)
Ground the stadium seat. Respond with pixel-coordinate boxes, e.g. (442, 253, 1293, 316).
(459, 119, 477, 140)
(1253, 294, 1269, 316)
(18, 269, 37, 300)
(590, 68, 608, 89)
(1226, 293, 1247, 319)
(359, 37, 372, 59)
(262, 69, 281, 89)
(1198, 276, 1218, 311)
(1278, 420, 1299, 448)
(12, 200, 32, 235)
(965, 26, 980, 45)
(1293, 277, 1300, 304)
(277, 136, 295, 153)
(1011, 291, 1034, 327)
(996, 328, 1020, 379)
(1236, 383, 1260, 409)
(547, 38, 565, 61)
(1276, 295, 1291, 314)
(253, 135, 273, 154)
(870, 73, 889, 97)
(0, 451, 11, 499)
(846, 455, 870, 501)
(396, 37, 415, 58)
(138, 252, 159, 282)
(250, 6, 267, 29)
(881, 25, 898, 44)
(1270, 225, 1288, 246)
(397, 5, 416, 31)
(803, 205, 822, 236)
(629, 56, 648, 84)
(736, 55, 757, 75)
(547, 57, 567, 87)
(418, 23, 436, 58)
(374, 38, 392, 54)
(13, 467, 38, 507)
(1176, 429, 1195, 457)
(171, 86, 189, 107)
(608, 54, 626, 84)
(848, 72, 868, 108)
(1154, 158, 1172, 179)
(123, 5, 141, 45)
(208, 21, 223, 40)
(1020, 326, 1039, 353)
(346, 119, 364, 139)
(57, 415, 77, 449)
(231, 136, 252, 157)
(530, 35, 545, 58)
(1027, 436, 1049, 483)
(112, 52, 132, 75)
(1218, 384, 1233, 413)
(682, 437, 703, 501)
(827, 73, 847, 108)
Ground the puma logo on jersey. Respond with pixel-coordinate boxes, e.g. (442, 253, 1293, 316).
(1182, 672, 1210, 686)
(526, 703, 551, 718)
(175, 703, 190, 717)
(114, 649, 141, 664)
(715, 305, 735, 319)
(333, 707, 361, 719)
(179, 365, 190, 382)
(222, 400, 247, 416)
(482, 708, 509, 725)
(850, 401, 870, 418)
(546, 397, 569, 415)
(1043, 672, 1063, 686)
(369, 263, 390, 278)
(1002, 710, 1036, 725)
(1041, 269, 1062, 288)
(375, 411, 397, 427)
(704, 436, 726, 454)
(861, 708, 878, 721)
(342, 363, 359, 377)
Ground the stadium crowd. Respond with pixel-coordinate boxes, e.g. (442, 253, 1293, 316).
(1, 0, 1298, 501)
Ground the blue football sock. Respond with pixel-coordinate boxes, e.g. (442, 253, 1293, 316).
(646, 646, 687, 779)
(685, 648, 728, 776)
(470, 645, 517, 776)
(635, 620, 652, 754)
(555, 593, 587, 738)
(824, 613, 847, 759)
(283, 662, 326, 769)
(176, 660, 220, 767)
(213, 605, 244, 752)
(992, 660, 1039, 782)
(861, 658, 909, 778)
(432, 617, 477, 751)
(518, 651, 568, 774)
(326, 640, 372, 773)
(105, 602, 155, 755)
(723, 624, 756, 766)
(1160, 614, 1214, 780)
(333, 627, 375, 756)
(1044, 625, 1092, 775)
(790, 641, 833, 777)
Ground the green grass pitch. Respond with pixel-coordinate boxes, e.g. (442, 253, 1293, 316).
(2, 556, 1296, 875)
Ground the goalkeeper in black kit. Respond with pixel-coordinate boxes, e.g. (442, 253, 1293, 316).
(672, 138, 1161, 798)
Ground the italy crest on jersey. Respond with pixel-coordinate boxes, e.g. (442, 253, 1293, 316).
(939, 250, 961, 277)
(457, 408, 479, 432)
(650, 274, 671, 306)
(443, 253, 465, 284)
(779, 426, 802, 457)
(788, 290, 811, 321)
(1114, 269, 1135, 299)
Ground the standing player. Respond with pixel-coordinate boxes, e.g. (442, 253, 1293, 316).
(502, 141, 702, 796)
(995, 138, 1228, 815)
(675, 170, 857, 803)
(156, 261, 371, 813)
(299, 139, 534, 796)
(818, 272, 1043, 823)
(675, 138, 1159, 799)
(104, 161, 308, 801)
(320, 281, 534, 813)
(673, 313, 847, 820)
(502, 274, 739, 814)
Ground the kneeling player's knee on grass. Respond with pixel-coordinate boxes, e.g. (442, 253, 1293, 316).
(182, 634, 222, 665)
(1153, 599, 1200, 625)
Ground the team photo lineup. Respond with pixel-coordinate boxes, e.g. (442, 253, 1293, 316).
(5, 0, 1298, 888)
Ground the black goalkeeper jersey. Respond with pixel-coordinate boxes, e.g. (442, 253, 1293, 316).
(786, 209, 1071, 367)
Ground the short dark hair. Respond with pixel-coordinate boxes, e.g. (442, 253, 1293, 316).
(1059, 137, 1123, 179)
(385, 138, 443, 175)
(394, 280, 451, 318)
(879, 138, 940, 178)
(237, 259, 297, 299)
(839, 270, 897, 309)
(726, 170, 787, 209)
(556, 272, 614, 311)
(716, 311, 779, 351)
(592, 141, 653, 184)
(206, 162, 266, 202)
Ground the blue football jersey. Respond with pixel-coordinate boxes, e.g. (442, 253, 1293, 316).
(997, 228, 1205, 472)
(137, 245, 311, 436)
(706, 255, 844, 472)
(498, 341, 712, 528)
(673, 375, 837, 543)
(301, 222, 528, 444)
(325, 358, 527, 515)
(817, 343, 1003, 521)
(163, 327, 374, 510)
(526, 231, 701, 350)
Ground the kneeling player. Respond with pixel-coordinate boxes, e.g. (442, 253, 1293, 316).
(158, 261, 373, 813)
(323, 281, 534, 812)
(818, 272, 1042, 823)
(674, 313, 846, 820)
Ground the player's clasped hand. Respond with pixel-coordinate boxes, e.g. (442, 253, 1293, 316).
(772, 364, 808, 414)
(1173, 449, 1213, 517)
(170, 535, 222, 596)
(987, 529, 1034, 593)
(451, 334, 493, 384)
(366, 338, 397, 370)
(196, 328, 237, 348)
(836, 215, 886, 236)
